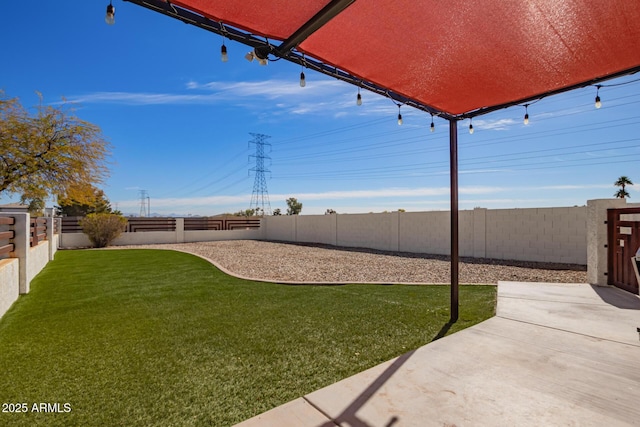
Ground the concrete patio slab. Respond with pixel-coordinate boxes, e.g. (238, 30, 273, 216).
(498, 281, 640, 346)
(235, 282, 640, 427)
(235, 398, 337, 427)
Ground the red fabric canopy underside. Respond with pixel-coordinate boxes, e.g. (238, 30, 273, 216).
(171, 0, 640, 116)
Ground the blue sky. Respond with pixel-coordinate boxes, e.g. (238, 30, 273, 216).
(2, 0, 639, 215)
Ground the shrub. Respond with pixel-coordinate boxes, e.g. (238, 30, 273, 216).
(80, 213, 127, 248)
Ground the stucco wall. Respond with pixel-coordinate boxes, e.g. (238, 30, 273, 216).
(27, 241, 51, 285)
(0, 259, 19, 319)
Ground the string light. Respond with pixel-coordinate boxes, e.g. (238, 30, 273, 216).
(595, 85, 602, 109)
(523, 104, 529, 125)
(356, 87, 362, 106)
(105, 1, 115, 25)
(300, 70, 306, 87)
(221, 41, 228, 62)
(469, 118, 474, 134)
(397, 105, 403, 126)
(430, 114, 435, 132)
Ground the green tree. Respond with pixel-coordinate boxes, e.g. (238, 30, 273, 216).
(272, 208, 281, 216)
(56, 186, 117, 216)
(234, 208, 255, 217)
(325, 209, 336, 215)
(614, 188, 630, 199)
(20, 195, 45, 216)
(614, 176, 633, 198)
(0, 92, 110, 204)
(286, 197, 303, 215)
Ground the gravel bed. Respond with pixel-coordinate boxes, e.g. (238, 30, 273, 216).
(118, 240, 587, 284)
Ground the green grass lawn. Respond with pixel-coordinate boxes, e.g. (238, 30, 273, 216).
(0, 249, 495, 426)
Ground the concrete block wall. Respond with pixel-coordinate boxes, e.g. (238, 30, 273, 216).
(262, 215, 296, 242)
(336, 213, 399, 251)
(398, 211, 451, 255)
(262, 206, 588, 265)
(296, 214, 337, 246)
(484, 207, 586, 264)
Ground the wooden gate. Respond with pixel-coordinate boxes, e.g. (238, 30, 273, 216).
(607, 207, 640, 294)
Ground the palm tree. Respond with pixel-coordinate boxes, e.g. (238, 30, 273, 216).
(614, 188, 630, 199)
(614, 176, 633, 198)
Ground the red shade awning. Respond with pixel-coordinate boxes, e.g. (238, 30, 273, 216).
(135, 0, 640, 118)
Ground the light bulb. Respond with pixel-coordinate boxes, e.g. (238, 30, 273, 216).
(430, 121, 435, 132)
(469, 123, 474, 134)
(595, 95, 602, 109)
(300, 71, 306, 87)
(397, 113, 403, 126)
(356, 92, 362, 106)
(524, 113, 529, 125)
(221, 44, 228, 62)
(244, 52, 254, 62)
(105, 3, 115, 25)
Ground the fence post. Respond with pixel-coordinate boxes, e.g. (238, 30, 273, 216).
(259, 217, 266, 240)
(46, 217, 55, 261)
(175, 218, 185, 243)
(391, 211, 400, 252)
(473, 207, 487, 258)
(9, 213, 30, 294)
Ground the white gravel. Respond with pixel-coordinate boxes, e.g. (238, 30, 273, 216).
(117, 240, 587, 284)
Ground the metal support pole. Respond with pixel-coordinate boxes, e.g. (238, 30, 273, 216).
(449, 119, 459, 322)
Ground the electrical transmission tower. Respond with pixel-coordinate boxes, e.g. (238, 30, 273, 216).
(138, 190, 150, 217)
(248, 133, 272, 215)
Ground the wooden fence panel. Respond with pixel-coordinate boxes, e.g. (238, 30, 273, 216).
(30, 217, 47, 247)
(0, 216, 15, 260)
(60, 216, 261, 233)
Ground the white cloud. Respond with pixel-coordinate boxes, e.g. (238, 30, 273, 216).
(65, 91, 213, 106)
(61, 78, 430, 122)
(473, 118, 517, 131)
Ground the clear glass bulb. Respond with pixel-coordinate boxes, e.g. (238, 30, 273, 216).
(524, 113, 529, 125)
(397, 113, 403, 126)
(300, 72, 306, 87)
(430, 121, 435, 132)
(356, 92, 362, 106)
(469, 124, 474, 134)
(105, 4, 115, 25)
(221, 45, 228, 62)
(595, 96, 602, 109)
